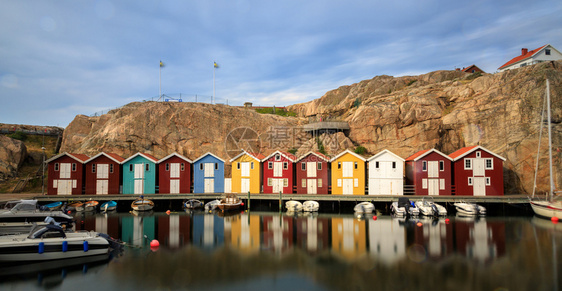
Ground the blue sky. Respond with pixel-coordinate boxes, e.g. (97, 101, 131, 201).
(1, 0, 561, 127)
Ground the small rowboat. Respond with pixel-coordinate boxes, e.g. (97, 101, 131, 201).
(217, 194, 243, 211)
(131, 197, 154, 211)
(67, 202, 84, 212)
(42, 201, 63, 211)
(183, 199, 203, 209)
(100, 201, 117, 212)
(205, 199, 221, 211)
(354, 202, 375, 214)
(285, 200, 303, 212)
(84, 201, 99, 212)
(302, 201, 319, 212)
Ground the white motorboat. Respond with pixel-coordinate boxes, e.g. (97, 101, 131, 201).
(529, 80, 562, 220)
(454, 201, 486, 216)
(391, 198, 419, 217)
(302, 201, 319, 212)
(285, 200, 303, 212)
(0, 200, 73, 227)
(131, 197, 154, 211)
(354, 202, 375, 214)
(0, 224, 110, 262)
(415, 197, 447, 216)
(204, 199, 221, 211)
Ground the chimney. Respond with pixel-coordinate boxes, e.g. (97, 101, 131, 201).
(521, 48, 528, 55)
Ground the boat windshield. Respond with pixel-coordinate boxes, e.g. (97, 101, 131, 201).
(28, 225, 67, 239)
(10, 202, 38, 212)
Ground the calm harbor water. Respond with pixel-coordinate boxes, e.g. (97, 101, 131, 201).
(1, 210, 560, 291)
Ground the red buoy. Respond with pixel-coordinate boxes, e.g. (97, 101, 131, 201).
(166, 210, 171, 215)
(552, 217, 559, 223)
(417, 222, 423, 227)
(241, 202, 244, 206)
(372, 215, 377, 220)
(445, 218, 450, 224)
(150, 239, 159, 247)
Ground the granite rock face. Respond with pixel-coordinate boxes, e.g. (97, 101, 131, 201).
(0, 135, 27, 179)
(61, 61, 562, 194)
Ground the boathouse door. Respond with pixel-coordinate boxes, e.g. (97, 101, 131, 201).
(342, 179, 353, 194)
(428, 179, 439, 195)
(204, 163, 214, 177)
(170, 179, 180, 194)
(272, 178, 284, 193)
(57, 180, 73, 195)
(307, 162, 317, 177)
(96, 180, 108, 194)
(241, 178, 250, 193)
(473, 177, 486, 196)
(307, 179, 317, 194)
(204, 179, 214, 193)
(241, 162, 250, 177)
(134, 164, 144, 194)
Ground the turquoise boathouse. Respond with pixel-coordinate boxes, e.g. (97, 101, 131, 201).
(122, 152, 159, 194)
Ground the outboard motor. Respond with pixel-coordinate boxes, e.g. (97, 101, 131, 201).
(431, 205, 439, 217)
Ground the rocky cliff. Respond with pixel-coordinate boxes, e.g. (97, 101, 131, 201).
(0, 135, 27, 180)
(61, 61, 562, 194)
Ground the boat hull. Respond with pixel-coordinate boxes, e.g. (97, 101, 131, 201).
(530, 200, 562, 219)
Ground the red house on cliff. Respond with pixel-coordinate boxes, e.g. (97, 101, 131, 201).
(405, 149, 452, 196)
(84, 152, 124, 195)
(46, 152, 89, 195)
(449, 145, 505, 196)
(262, 150, 296, 194)
(295, 152, 330, 194)
(158, 152, 192, 194)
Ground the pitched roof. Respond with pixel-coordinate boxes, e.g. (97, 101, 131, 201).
(84, 152, 125, 164)
(122, 152, 159, 164)
(498, 45, 548, 69)
(229, 150, 265, 162)
(329, 149, 366, 162)
(263, 150, 297, 162)
(367, 149, 405, 162)
(449, 145, 506, 161)
(158, 152, 192, 163)
(461, 64, 483, 73)
(405, 149, 452, 161)
(295, 151, 330, 163)
(193, 152, 225, 163)
(45, 152, 90, 164)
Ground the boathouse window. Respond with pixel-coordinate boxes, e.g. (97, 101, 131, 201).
(283, 162, 288, 170)
(268, 178, 273, 186)
(375, 161, 379, 169)
(486, 177, 491, 185)
(130, 164, 133, 172)
(422, 161, 427, 171)
(337, 179, 342, 187)
(354, 178, 358, 187)
(317, 163, 322, 170)
(283, 179, 288, 187)
(439, 161, 444, 171)
(72, 163, 76, 172)
(92, 164, 96, 173)
(237, 163, 240, 169)
(215, 163, 218, 170)
(110, 164, 114, 173)
(166, 163, 170, 171)
(302, 179, 306, 188)
(476, 151, 481, 158)
(338, 162, 341, 169)
(145, 164, 149, 171)
(485, 159, 493, 169)
(392, 162, 396, 169)
(181, 163, 185, 171)
(269, 162, 273, 169)
(318, 179, 322, 187)
(251, 162, 254, 169)
(464, 159, 472, 169)
(354, 162, 358, 169)
(301, 163, 306, 171)
(468, 177, 473, 185)
(200, 163, 204, 170)
(55, 163, 59, 171)
(546, 49, 551, 55)
(275, 154, 281, 161)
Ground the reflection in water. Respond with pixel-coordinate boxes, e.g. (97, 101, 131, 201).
(4, 211, 558, 290)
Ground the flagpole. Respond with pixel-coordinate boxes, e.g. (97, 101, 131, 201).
(213, 61, 215, 105)
(159, 60, 162, 101)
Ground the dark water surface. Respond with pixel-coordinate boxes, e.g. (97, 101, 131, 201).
(1, 210, 561, 291)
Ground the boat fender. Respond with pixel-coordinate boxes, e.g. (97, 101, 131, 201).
(83, 241, 89, 252)
(38, 242, 45, 254)
(62, 241, 68, 252)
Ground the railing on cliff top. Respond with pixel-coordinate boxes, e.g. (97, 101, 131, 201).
(88, 93, 297, 117)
